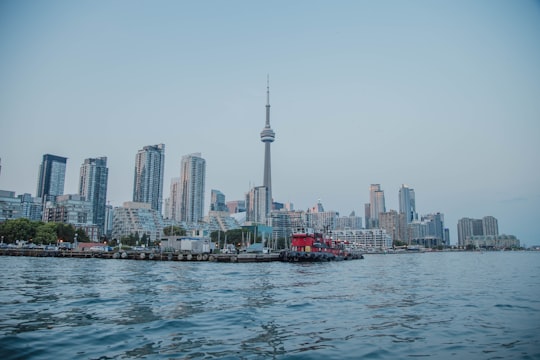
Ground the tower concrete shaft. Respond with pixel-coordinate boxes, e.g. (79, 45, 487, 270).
(260, 77, 275, 214)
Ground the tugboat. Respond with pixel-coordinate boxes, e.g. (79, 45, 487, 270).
(280, 227, 363, 262)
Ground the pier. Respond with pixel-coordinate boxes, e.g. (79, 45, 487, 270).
(0, 248, 281, 263)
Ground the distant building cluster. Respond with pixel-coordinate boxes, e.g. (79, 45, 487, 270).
(0, 84, 520, 250)
(457, 216, 519, 249)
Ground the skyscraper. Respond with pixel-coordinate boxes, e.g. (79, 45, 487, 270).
(79, 157, 108, 235)
(36, 154, 67, 202)
(260, 77, 275, 217)
(210, 189, 227, 212)
(482, 216, 499, 236)
(166, 177, 180, 220)
(399, 184, 417, 223)
(369, 184, 386, 228)
(178, 152, 206, 224)
(457, 217, 486, 247)
(246, 186, 269, 224)
(364, 203, 371, 229)
(133, 144, 165, 213)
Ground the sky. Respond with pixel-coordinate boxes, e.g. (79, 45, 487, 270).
(1, 0, 539, 245)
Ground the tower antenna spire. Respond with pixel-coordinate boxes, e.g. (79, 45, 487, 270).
(265, 74, 271, 126)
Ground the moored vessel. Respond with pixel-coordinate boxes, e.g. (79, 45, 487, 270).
(280, 227, 363, 262)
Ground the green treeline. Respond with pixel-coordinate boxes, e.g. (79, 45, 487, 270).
(0, 218, 89, 244)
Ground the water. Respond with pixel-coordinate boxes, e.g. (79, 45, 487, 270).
(0, 252, 539, 359)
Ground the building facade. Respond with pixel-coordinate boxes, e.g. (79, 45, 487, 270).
(210, 189, 228, 212)
(111, 202, 164, 242)
(398, 184, 417, 223)
(464, 234, 519, 249)
(482, 216, 499, 236)
(19, 193, 43, 221)
(0, 190, 22, 221)
(457, 216, 499, 247)
(330, 229, 392, 250)
(306, 209, 339, 232)
(42, 194, 99, 241)
(379, 210, 399, 244)
(178, 153, 206, 224)
(78, 157, 108, 235)
(369, 184, 385, 228)
(226, 200, 246, 214)
(165, 177, 180, 220)
(334, 211, 363, 230)
(133, 144, 165, 213)
(408, 212, 448, 247)
(36, 154, 67, 202)
(246, 186, 269, 224)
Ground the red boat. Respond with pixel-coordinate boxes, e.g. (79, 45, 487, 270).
(280, 228, 363, 262)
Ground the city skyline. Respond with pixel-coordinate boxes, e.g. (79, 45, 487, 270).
(0, 147, 517, 242)
(1, 1, 539, 244)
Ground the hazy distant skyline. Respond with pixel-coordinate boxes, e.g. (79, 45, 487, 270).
(1, 1, 539, 244)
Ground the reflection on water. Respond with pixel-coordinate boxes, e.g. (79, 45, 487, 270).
(0, 252, 539, 359)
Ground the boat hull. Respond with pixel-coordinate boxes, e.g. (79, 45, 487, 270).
(279, 250, 363, 262)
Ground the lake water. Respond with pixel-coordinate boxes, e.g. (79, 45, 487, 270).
(0, 252, 539, 359)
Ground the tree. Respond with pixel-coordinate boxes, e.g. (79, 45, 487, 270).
(393, 240, 407, 248)
(0, 218, 41, 243)
(75, 228, 89, 242)
(56, 223, 76, 242)
(141, 233, 149, 246)
(163, 226, 185, 236)
(211, 229, 249, 249)
(35, 222, 57, 244)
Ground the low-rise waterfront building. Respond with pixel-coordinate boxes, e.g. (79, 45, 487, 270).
(0, 190, 23, 221)
(465, 234, 520, 249)
(329, 229, 392, 250)
(335, 211, 363, 230)
(42, 194, 99, 241)
(19, 193, 43, 221)
(111, 201, 164, 242)
(205, 211, 241, 232)
(43, 194, 93, 225)
(457, 216, 498, 247)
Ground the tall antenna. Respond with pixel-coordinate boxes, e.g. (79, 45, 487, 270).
(266, 74, 270, 107)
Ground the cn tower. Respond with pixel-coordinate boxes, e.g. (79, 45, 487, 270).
(260, 76, 275, 214)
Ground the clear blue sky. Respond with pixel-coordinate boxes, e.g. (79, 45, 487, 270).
(1, 0, 539, 245)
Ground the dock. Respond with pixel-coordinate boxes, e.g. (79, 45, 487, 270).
(0, 248, 282, 263)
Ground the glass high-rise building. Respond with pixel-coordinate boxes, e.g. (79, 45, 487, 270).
(210, 189, 227, 212)
(246, 186, 269, 224)
(369, 184, 386, 228)
(133, 144, 165, 213)
(79, 157, 108, 235)
(178, 153, 206, 224)
(399, 184, 417, 223)
(36, 154, 67, 202)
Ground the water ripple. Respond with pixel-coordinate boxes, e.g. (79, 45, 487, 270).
(0, 252, 539, 359)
